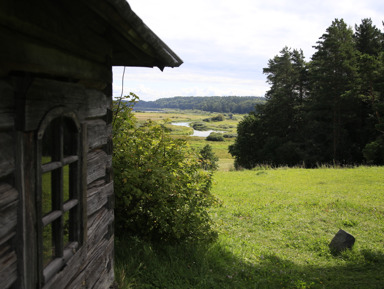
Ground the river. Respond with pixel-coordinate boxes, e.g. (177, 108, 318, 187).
(171, 122, 223, 137)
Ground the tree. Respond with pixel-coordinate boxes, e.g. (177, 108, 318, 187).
(262, 47, 307, 141)
(230, 47, 307, 168)
(113, 94, 217, 243)
(229, 108, 266, 169)
(354, 19, 384, 164)
(199, 144, 219, 171)
(230, 18, 384, 168)
(354, 18, 383, 56)
(307, 19, 360, 164)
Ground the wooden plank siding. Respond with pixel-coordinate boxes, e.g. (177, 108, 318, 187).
(0, 78, 19, 289)
(20, 79, 108, 132)
(0, 81, 14, 131)
(0, 134, 15, 180)
(86, 119, 112, 150)
(0, 184, 18, 289)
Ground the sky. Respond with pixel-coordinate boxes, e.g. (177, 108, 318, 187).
(112, 0, 384, 101)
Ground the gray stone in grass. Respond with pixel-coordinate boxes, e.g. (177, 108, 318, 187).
(329, 229, 355, 255)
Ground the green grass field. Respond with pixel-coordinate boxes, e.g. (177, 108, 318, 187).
(115, 166, 384, 289)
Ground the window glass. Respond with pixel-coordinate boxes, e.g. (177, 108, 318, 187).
(63, 211, 70, 248)
(63, 164, 70, 203)
(63, 117, 76, 158)
(42, 223, 54, 268)
(41, 172, 52, 216)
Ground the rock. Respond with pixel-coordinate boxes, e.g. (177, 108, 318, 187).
(329, 229, 355, 255)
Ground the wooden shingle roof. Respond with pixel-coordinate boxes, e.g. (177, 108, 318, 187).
(105, 0, 183, 70)
(0, 0, 182, 80)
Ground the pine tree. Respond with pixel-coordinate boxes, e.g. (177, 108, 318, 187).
(354, 19, 384, 164)
(354, 18, 383, 56)
(308, 19, 360, 164)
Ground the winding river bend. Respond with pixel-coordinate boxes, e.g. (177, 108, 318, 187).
(171, 122, 223, 137)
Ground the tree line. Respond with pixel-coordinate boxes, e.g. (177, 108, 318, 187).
(230, 18, 384, 168)
(132, 96, 265, 114)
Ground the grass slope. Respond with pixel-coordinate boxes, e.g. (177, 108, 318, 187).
(115, 167, 384, 289)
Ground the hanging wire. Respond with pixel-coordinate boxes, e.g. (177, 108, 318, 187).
(113, 66, 126, 127)
(120, 66, 126, 99)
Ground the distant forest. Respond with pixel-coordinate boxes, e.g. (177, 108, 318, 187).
(131, 96, 265, 114)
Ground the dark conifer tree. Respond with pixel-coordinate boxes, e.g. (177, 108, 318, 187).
(307, 19, 360, 164)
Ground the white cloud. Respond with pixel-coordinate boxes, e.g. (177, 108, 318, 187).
(114, 0, 384, 101)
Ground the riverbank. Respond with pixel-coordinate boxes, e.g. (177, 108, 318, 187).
(171, 121, 225, 137)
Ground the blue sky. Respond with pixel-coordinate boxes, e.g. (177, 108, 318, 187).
(113, 0, 384, 101)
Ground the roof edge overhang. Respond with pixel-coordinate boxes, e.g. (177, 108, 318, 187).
(103, 0, 183, 70)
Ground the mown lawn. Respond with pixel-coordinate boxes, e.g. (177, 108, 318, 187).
(115, 166, 384, 289)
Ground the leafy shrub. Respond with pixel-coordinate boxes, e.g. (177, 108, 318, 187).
(191, 122, 209, 131)
(199, 144, 219, 171)
(113, 95, 217, 243)
(211, 114, 225, 122)
(223, 133, 237, 138)
(206, 132, 225, 141)
(363, 139, 384, 164)
(202, 114, 225, 122)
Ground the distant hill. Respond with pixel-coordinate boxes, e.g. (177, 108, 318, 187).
(131, 96, 265, 114)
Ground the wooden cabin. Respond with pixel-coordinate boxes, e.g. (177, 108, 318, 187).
(0, 0, 182, 288)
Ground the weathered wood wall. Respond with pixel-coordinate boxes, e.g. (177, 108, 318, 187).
(0, 75, 114, 289)
(0, 79, 18, 289)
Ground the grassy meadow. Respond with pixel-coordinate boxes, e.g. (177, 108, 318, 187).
(115, 111, 384, 288)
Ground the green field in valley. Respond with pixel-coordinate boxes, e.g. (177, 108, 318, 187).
(134, 110, 239, 171)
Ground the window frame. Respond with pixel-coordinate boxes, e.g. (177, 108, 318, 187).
(36, 107, 84, 286)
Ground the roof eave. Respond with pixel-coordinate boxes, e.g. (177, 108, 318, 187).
(105, 0, 183, 69)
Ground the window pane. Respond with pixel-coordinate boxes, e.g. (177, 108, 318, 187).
(42, 224, 55, 267)
(63, 165, 70, 202)
(63, 118, 77, 158)
(51, 168, 62, 211)
(42, 119, 61, 163)
(42, 172, 52, 216)
(63, 211, 70, 248)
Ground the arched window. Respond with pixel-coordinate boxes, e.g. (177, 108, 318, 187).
(37, 107, 83, 284)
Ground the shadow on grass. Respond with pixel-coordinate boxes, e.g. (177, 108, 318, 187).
(115, 236, 384, 289)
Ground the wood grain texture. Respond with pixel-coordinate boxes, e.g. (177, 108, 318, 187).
(20, 78, 108, 131)
(85, 119, 112, 150)
(0, 246, 17, 289)
(0, 133, 14, 177)
(87, 150, 108, 185)
(0, 183, 18, 209)
(87, 181, 114, 217)
(0, 81, 14, 131)
(0, 200, 18, 244)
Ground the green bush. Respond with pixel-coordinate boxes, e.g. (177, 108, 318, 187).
(206, 132, 225, 141)
(363, 138, 384, 164)
(199, 144, 219, 171)
(211, 114, 225, 122)
(223, 133, 237, 138)
(113, 95, 217, 243)
(191, 122, 209, 131)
